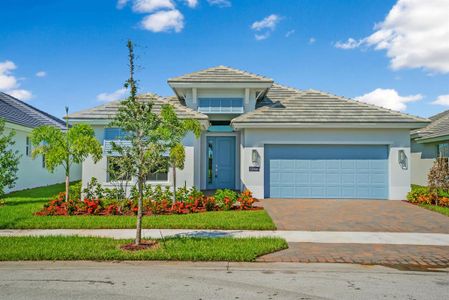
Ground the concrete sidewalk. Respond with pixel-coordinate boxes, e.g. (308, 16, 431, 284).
(2, 229, 449, 246)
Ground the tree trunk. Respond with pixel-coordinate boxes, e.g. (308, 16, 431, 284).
(65, 162, 70, 202)
(172, 165, 177, 203)
(135, 177, 143, 245)
(65, 175, 70, 202)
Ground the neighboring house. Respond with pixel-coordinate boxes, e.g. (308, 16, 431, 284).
(411, 110, 449, 186)
(68, 66, 429, 200)
(0, 92, 81, 192)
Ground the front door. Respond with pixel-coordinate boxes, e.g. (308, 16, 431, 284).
(206, 136, 235, 189)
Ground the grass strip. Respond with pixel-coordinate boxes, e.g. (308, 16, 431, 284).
(0, 236, 287, 261)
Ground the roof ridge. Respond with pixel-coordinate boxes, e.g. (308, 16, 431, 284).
(167, 65, 274, 82)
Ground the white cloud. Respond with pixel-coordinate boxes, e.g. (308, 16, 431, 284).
(97, 88, 128, 102)
(132, 0, 174, 13)
(285, 30, 295, 38)
(141, 9, 184, 32)
(8, 89, 33, 101)
(0, 60, 18, 90)
(254, 33, 270, 41)
(251, 14, 281, 41)
(251, 14, 280, 31)
(432, 94, 449, 106)
(336, 0, 449, 73)
(355, 88, 422, 111)
(308, 37, 316, 44)
(0, 60, 33, 101)
(184, 0, 198, 8)
(335, 38, 362, 49)
(207, 0, 231, 8)
(35, 71, 47, 78)
(117, 0, 129, 9)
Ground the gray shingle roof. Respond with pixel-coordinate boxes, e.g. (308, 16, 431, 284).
(0, 92, 66, 129)
(168, 65, 274, 83)
(412, 110, 449, 141)
(232, 84, 429, 125)
(67, 93, 208, 120)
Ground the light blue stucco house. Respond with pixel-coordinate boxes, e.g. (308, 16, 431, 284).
(68, 66, 429, 200)
(411, 110, 449, 186)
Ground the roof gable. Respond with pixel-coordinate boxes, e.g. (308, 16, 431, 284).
(168, 65, 274, 83)
(67, 93, 208, 121)
(0, 92, 66, 129)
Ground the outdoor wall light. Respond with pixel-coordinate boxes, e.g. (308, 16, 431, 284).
(398, 149, 408, 170)
(252, 149, 260, 166)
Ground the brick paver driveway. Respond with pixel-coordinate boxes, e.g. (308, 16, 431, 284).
(259, 199, 449, 267)
(261, 199, 449, 233)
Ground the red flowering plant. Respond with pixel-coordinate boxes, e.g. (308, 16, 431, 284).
(170, 201, 187, 214)
(237, 189, 258, 210)
(202, 196, 216, 211)
(36, 183, 262, 216)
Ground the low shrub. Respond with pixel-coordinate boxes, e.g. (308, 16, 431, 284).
(406, 184, 449, 207)
(238, 189, 258, 209)
(214, 189, 238, 211)
(37, 184, 261, 216)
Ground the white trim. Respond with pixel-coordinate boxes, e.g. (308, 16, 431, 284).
(232, 122, 427, 129)
(192, 88, 197, 104)
(244, 88, 250, 104)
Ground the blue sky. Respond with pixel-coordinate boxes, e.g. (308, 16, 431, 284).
(1, 0, 448, 118)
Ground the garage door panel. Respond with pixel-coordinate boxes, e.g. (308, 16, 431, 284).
(265, 145, 388, 199)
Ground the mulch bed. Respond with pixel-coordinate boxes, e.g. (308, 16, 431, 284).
(120, 240, 159, 251)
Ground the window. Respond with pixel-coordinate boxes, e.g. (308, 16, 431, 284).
(42, 155, 46, 168)
(146, 158, 169, 182)
(107, 157, 132, 182)
(104, 128, 128, 140)
(26, 136, 31, 156)
(438, 143, 449, 158)
(198, 98, 244, 114)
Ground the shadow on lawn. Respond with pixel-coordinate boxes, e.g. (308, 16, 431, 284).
(172, 230, 240, 238)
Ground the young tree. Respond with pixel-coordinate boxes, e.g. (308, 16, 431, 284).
(428, 157, 449, 197)
(0, 119, 20, 199)
(159, 105, 201, 202)
(110, 40, 169, 245)
(31, 121, 102, 201)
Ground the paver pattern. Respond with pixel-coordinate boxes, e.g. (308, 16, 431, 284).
(261, 199, 449, 233)
(260, 199, 449, 267)
(258, 242, 449, 267)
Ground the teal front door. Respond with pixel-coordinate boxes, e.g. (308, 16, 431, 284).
(206, 136, 235, 189)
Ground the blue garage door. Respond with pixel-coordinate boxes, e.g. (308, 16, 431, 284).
(265, 145, 388, 199)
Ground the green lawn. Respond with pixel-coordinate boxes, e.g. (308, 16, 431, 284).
(420, 204, 449, 217)
(0, 236, 287, 261)
(1, 183, 275, 230)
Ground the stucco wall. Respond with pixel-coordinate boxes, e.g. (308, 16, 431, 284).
(240, 128, 412, 200)
(5, 123, 82, 193)
(81, 126, 199, 192)
(411, 140, 436, 186)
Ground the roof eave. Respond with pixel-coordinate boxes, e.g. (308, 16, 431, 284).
(232, 122, 430, 129)
(415, 135, 449, 144)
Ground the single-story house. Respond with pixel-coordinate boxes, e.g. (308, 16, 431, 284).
(0, 92, 81, 192)
(68, 66, 429, 200)
(411, 110, 449, 186)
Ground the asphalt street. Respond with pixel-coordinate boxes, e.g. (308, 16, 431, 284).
(0, 261, 448, 300)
